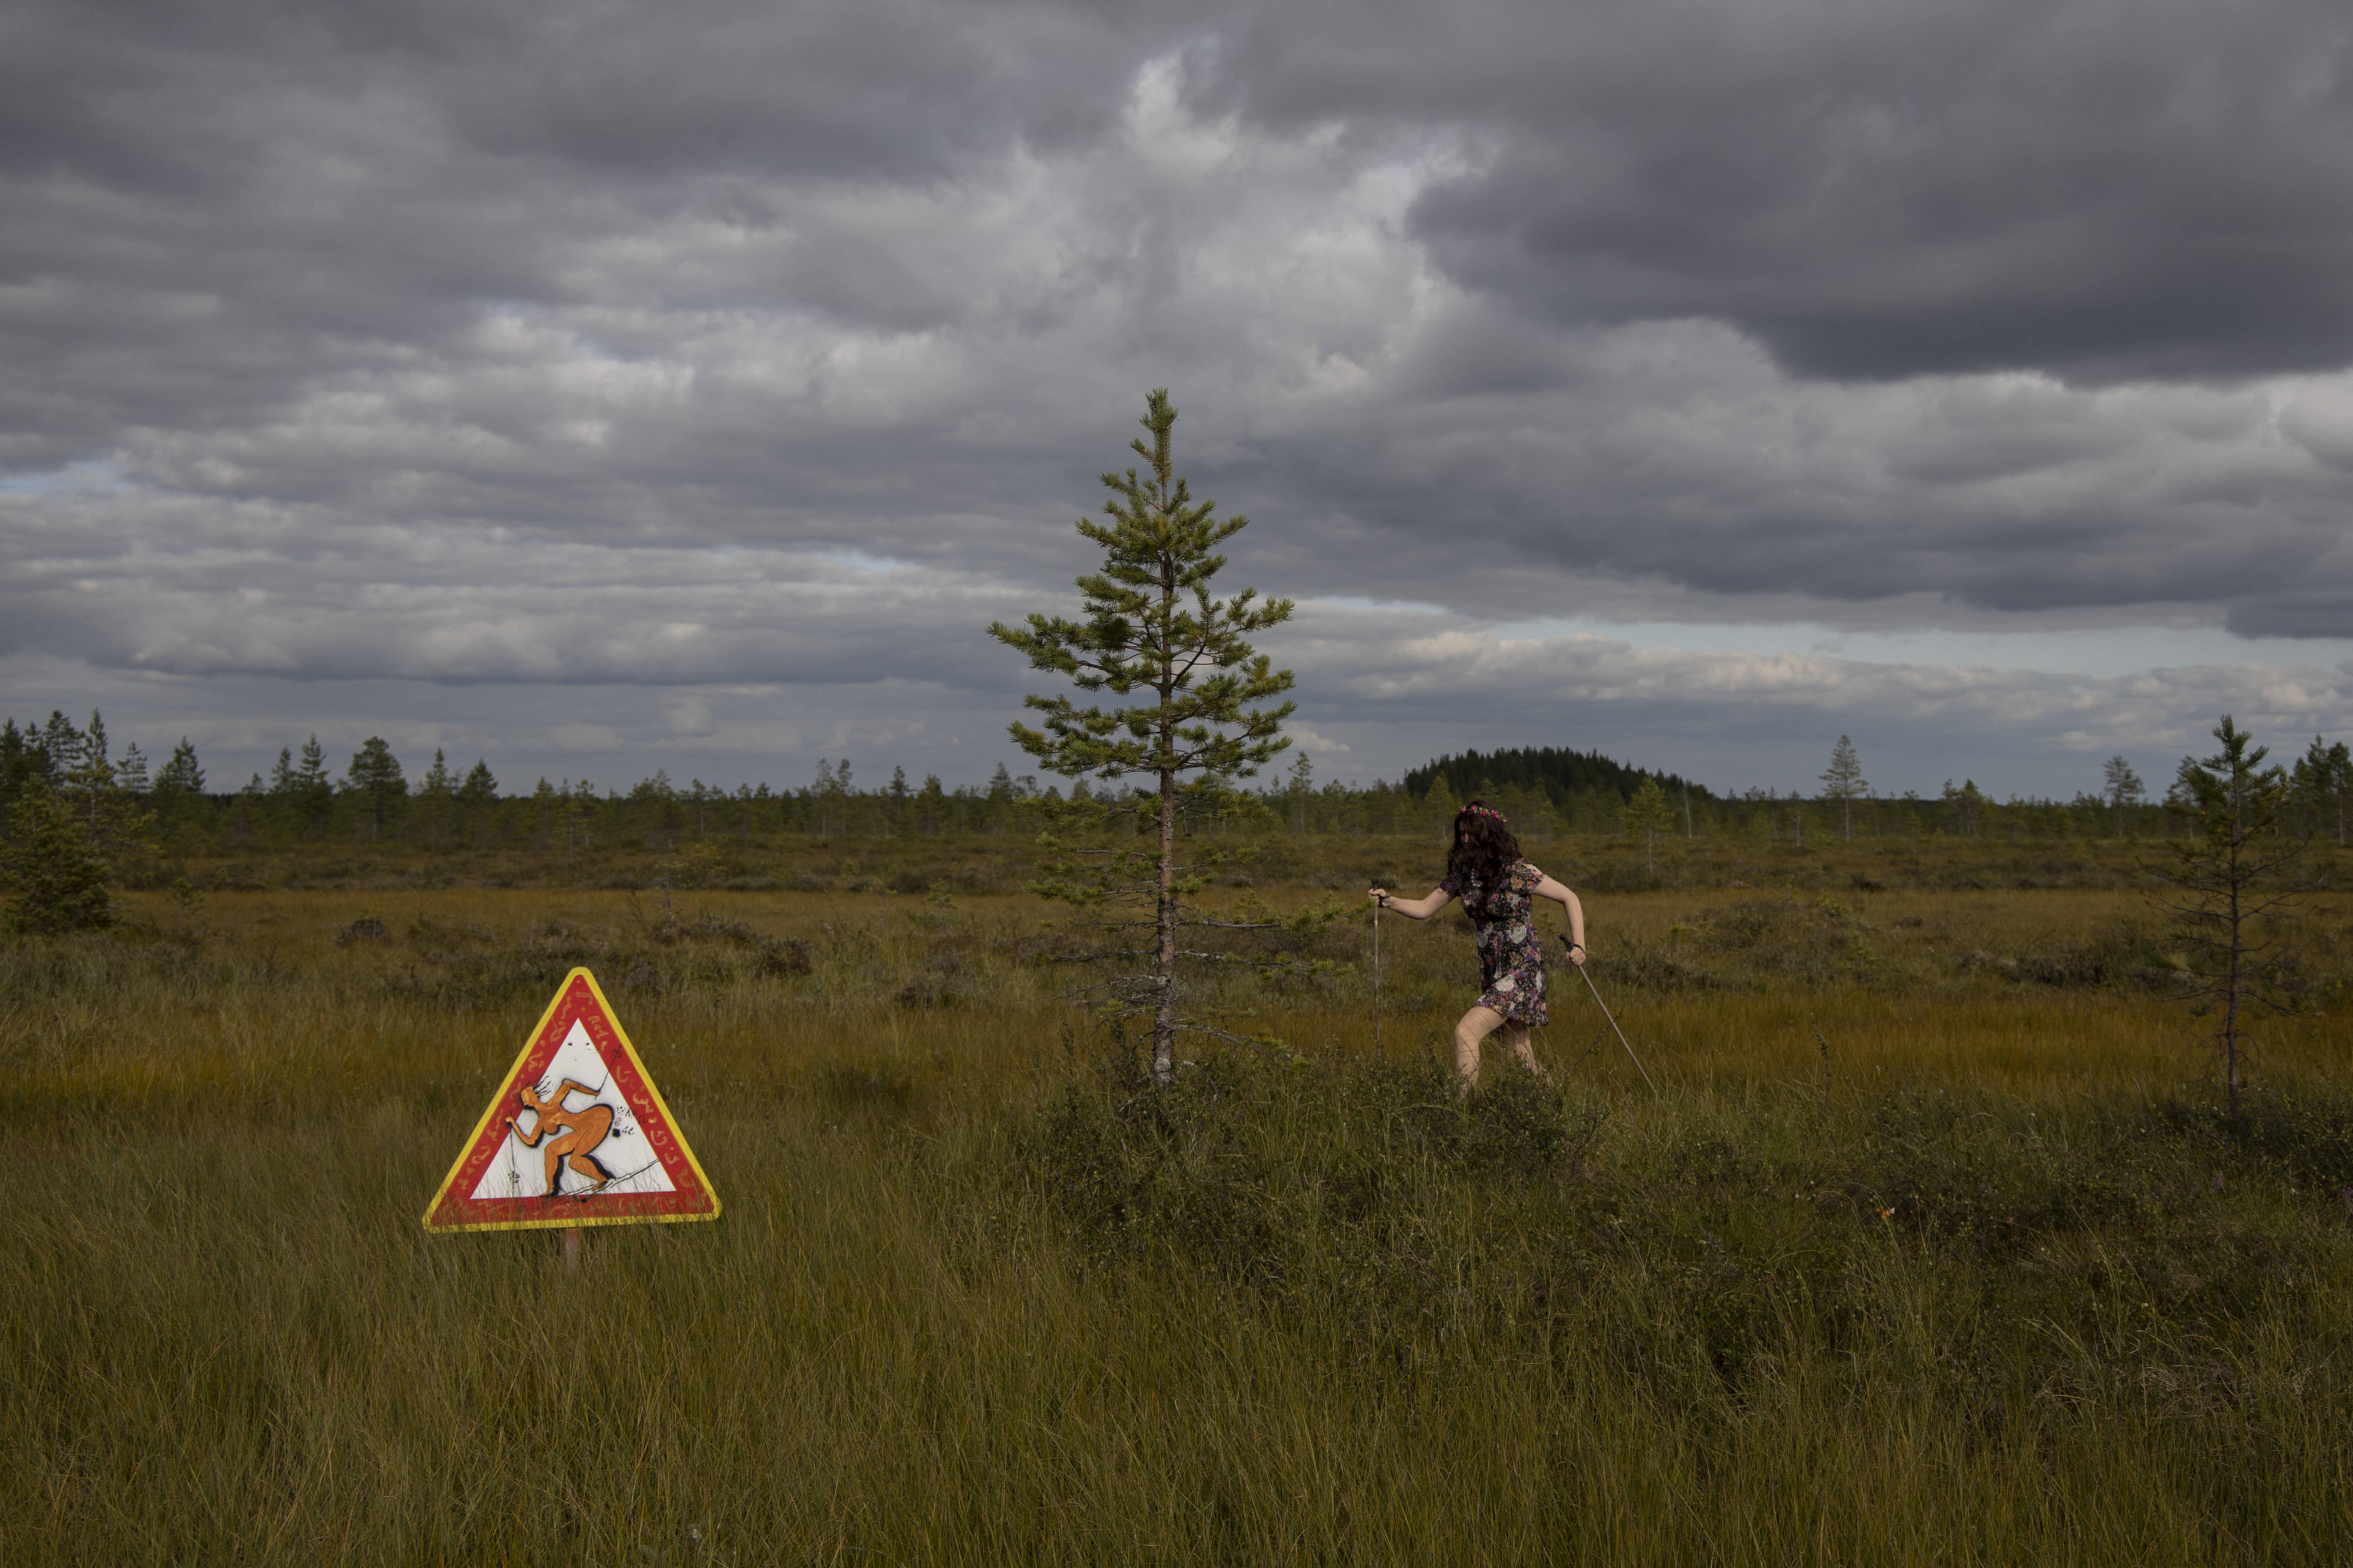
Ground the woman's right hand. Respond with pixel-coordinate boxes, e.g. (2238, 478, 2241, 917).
(1368, 887, 1388, 907)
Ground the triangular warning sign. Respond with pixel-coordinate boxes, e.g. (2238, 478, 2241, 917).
(423, 968, 719, 1232)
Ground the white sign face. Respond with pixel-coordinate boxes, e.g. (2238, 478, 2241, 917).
(465, 1019, 679, 1202)
(424, 968, 718, 1233)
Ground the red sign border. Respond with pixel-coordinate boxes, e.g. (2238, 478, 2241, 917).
(421, 967, 721, 1233)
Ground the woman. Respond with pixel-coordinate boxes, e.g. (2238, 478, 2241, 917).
(1370, 800, 1586, 1087)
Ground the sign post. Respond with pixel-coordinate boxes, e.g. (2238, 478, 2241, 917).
(422, 968, 720, 1240)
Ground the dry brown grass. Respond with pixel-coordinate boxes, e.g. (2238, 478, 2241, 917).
(4, 879, 2351, 1562)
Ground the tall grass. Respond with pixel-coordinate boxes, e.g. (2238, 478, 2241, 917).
(4, 886, 2351, 1562)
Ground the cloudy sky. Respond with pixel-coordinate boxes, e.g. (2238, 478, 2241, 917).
(6, 0, 2353, 799)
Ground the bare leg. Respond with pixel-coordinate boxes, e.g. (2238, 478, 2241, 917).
(1498, 1022, 1548, 1079)
(1453, 1005, 1508, 1089)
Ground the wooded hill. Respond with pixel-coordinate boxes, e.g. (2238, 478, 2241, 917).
(1404, 746, 1715, 808)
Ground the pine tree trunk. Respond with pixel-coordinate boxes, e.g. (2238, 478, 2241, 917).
(2225, 824, 2244, 1106)
(1153, 542, 1179, 1087)
(1155, 772, 1176, 1083)
(2225, 912, 2243, 1103)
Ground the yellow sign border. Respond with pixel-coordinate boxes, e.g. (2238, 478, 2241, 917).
(421, 966, 721, 1233)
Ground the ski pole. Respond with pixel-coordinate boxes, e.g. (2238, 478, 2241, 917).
(1566, 936, 1657, 1094)
(1370, 890, 1382, 1050)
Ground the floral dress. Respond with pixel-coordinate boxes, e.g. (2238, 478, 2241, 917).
(1438, 859, 1549, 1026)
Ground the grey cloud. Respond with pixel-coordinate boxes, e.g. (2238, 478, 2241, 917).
(2225, 590, 2353, 640)
(1201, 0, 2353, 381)
(1, 0, 1148, 188)
(1261, 603, 2353, 792)
(1215, 320, 2353, 624)
(0, 0, 1175, 471)
(0, 653, 996, 795)
(15, 599, 2348, 800)
(426, 0, 1148, 180)
(0, 490, 1044, 686)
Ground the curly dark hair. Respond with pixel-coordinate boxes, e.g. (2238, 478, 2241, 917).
(1445, 800, 1522, 910)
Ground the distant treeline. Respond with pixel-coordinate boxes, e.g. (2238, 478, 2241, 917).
(5, 710, 2352, 858)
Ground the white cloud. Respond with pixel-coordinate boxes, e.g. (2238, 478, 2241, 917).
(1288, 725, 1351, 753)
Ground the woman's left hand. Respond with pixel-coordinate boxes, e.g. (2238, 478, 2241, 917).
(1560, 936, 1587, 968)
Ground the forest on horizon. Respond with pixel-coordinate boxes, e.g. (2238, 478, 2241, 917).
(4, 706, 2351, 876)
(8, 704, 2352, 855)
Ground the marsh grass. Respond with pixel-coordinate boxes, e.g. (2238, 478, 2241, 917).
(4, 886, 2352, 1562)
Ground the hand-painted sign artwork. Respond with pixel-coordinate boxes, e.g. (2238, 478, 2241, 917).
(422, 968, 719, 1232)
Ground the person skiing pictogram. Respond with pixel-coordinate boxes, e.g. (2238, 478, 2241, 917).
(506, 1079, 620, 1198)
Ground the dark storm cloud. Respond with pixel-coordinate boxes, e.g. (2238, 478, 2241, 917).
(1211, 328, 2353, 626)
(8, 0, 2353, 796)
(1201, 0, 2353, 382)
(0, 0, 1160, 469)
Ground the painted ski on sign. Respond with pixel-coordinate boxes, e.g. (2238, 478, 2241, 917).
(422, 968, 719, 1232)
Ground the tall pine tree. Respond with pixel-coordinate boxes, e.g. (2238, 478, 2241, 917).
(344, 738, 406, 842)
(989, 390, 1297, 1084)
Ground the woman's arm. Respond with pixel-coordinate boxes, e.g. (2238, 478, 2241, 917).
(1531, 873, 1587, 965)
(1367, 885, 1454, 920)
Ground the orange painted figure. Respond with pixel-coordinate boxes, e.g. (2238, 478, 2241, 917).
(506, 1079, 619, 1198)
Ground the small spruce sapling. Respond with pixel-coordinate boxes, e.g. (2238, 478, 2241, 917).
(2154, 716, 2302, 1110)
(2101, 755, 2146, 839)
(1820, 735, 1868, 842)
(0, 782, 118, 935)
(1620, 776, 1676, 875)
(0, 712, 154, 933)
(2292, 735, 2351, 847)
(344, 737, 406, 842)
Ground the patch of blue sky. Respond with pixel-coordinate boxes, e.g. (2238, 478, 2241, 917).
(0, 459, 129, 496)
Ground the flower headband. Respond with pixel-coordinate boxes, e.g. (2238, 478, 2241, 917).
(1460, 805, 1507, 823)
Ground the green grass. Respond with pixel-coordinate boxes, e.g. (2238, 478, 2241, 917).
(5, 886, 2352, 1562)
